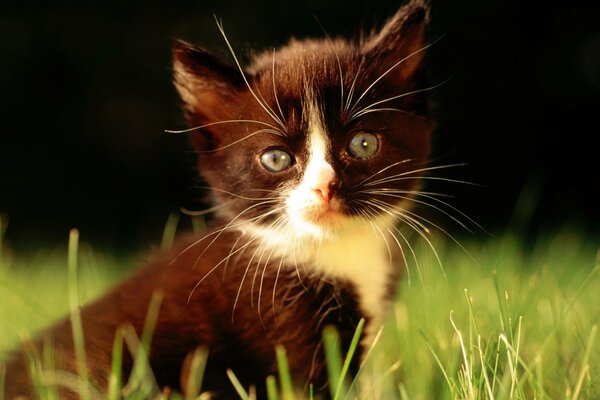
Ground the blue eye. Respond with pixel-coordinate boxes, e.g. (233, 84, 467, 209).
(348, 132, 379, 159)
(260, 149, 294, 172)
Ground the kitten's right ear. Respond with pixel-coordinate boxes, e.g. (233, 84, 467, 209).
(172, 40, 242, 122)
(362, 0, 430, 83)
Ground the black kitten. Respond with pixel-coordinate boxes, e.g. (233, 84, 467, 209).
(4, 1, 433, 398)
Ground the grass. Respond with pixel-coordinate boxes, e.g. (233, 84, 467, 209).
(0, 215, 598, 399)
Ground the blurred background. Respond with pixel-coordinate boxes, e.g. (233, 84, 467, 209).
(1, 0, 599, 253)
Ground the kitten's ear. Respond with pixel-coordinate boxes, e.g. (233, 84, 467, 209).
(362, 0, 430, 82)
(172, 40, 243, 122)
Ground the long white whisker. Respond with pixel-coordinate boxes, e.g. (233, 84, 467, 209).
(396, 212, 446, 279)
(363, 163, 470, 187)
(385, 227, 412, 285)
(358, 198, 446, 278)
(344, 56, 366, 115)
(360, 208, 393, 263)
(187, 236, 258, 304)
(368, 175, 479, 188)
(192, 205, 286, 310)
(257, 217, 289, 321)
(215, 18, 287, 132)
(348, 35, 444, 117)
(353, 159, 413, 188)
(196, 186, 277, 201)
(170, 198, 282, 267)
(313, 16, 346, 117)
(179, 202, 233, 217)
(248, 214, 287, 308)
(364, 189, 487, 234)
(349, 80, 450, 121)
(165, 119, 282, 135)
(349, 107, 430, 122)
(366, 192, 473, 232)
(222, 232, 247, 280)
(271, 49, 286, 124)
(197, 128, 282, 153)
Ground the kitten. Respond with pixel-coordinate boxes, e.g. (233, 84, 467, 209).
(4, 0, 433, 398)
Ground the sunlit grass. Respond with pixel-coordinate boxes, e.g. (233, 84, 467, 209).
(0, 217, 598, 398)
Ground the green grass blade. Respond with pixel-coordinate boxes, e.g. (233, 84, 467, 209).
(121, 291, 164, 397)
(107, 328, 124, 400)
(140, 290, 163, 357)
(41, 337, 58, 400)
(160, 212, 181, 251)
(275, 345, 295, 400)
(191, 216, 207, 235)
(67, 229, 90, 400)
(572, 324, 597, 400)
(266, 375, 278, 400)
(226, 368, 250, 400)
(333, 318, 364, 400)
(420, 330, 454, 393)
(322, 326, 343, 399)
(185, 347, 208, 400)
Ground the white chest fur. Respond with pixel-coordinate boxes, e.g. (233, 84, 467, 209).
(243, 214, 396, 343)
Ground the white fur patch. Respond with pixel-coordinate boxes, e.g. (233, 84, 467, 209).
(286, 90, 335, 240)
(239, 89, 396, 343)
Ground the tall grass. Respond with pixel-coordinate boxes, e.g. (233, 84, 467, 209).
(0, 221, 598, 399)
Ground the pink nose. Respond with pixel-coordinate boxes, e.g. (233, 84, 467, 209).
(311, 178, 341, 203)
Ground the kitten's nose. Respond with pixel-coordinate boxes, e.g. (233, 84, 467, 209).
(311, 166, 340, 203)
(313, 179, 341, 202)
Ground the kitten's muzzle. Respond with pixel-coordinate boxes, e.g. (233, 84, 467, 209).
(312, 178, 341, 204)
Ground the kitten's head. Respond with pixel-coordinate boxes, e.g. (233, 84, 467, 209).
(173, 0, 433, 243)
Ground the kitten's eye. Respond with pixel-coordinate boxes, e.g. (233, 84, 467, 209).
(260, 149, 294, 172)
(348, 132, 379, 159)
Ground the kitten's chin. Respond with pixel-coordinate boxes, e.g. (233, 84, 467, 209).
(289, 199, 350, 240)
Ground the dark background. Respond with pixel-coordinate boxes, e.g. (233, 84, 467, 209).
(1, 1, 599, 252)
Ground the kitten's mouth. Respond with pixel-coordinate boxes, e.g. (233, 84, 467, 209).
(302, 199, 345, 224)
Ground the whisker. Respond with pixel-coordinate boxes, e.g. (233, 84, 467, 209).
(364, 191, 473, 232)
(196, 186, 278, 201)
(256, 217, 289, 320)
(188, 236, 258, 304)
(215, 18, 287, 133)
(189, 204, 287, 304)
(270, 245, 287, 319)
(196, 128, 283, 153)
(358, 198, 446, 278)
(396, 213, 446, 279)
(179, 202, 233, 217)
(348, 35, 444, 117)
(360, 208, 393, 264)
(247, 214, 287, 308)
(349, 79, 450, 122)
(313, 16, 346, 117)
(192, 203, 282, 265)
(165, 119, 283, 135)
(362, 188, 454, 198)
(363, 189, 487, 234)
(353, 159, 413, 188)
(385, 227, 412, 285)
(372, 196, 478, 272)
(367, 175, 479, 188)
(348, 107, 430, 122)
(362, 163, 470, 187)
(222, 231, 247, 280)
(344, 56, 366, 115)
(171, 200, 281, 267)
(271, 49, 286, 125)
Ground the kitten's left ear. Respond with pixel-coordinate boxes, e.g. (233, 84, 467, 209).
(362, 0, 430, 82)
(172, 40, 243, 122)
